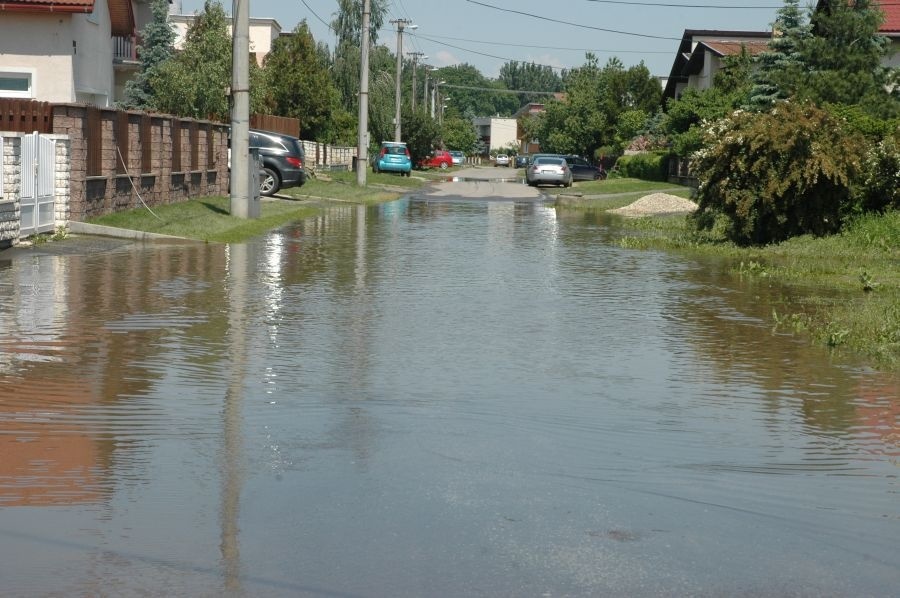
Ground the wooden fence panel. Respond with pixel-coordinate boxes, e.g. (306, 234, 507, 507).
(250, 114, 300, 138)
(0, 99, 52, 133)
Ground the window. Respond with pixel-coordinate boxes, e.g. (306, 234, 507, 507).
(0, 71, 33, 98)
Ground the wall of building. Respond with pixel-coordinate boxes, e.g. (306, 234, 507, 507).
(71, 0, 115, 106)
(0, 14, 77, 102)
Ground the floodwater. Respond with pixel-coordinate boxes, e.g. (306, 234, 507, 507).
(0, 190, 898, 597)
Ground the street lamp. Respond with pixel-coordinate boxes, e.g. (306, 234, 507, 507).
(391, 19, 416, 142)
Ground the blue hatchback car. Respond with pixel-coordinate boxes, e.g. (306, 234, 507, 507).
(373, 141, 412, 176)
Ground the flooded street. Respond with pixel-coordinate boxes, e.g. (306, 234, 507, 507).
(1, 184, 898, 597)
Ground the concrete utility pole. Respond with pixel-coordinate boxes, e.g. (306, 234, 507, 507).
(229, 0, 251, 217)
(422, 65, 432, 108)
(391, 18, 415, 142)
(356, 0, 371, 186)
(407, 52, 425, 110)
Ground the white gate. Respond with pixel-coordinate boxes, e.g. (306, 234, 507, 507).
(20, 132, 56, 238)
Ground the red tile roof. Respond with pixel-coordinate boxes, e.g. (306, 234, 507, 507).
(703, 40, 771, 57)
(0, 0, 95, 12)
(882, 4, 900, 33)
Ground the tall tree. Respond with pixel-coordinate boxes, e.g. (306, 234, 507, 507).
(497, 61, 562, 105)
(151, 1, 232, 120)
(749, 0, 809, 109)
(262, 21, 343, 141)
(122, 0, 175, 109)
(332, 0, 388, 113)
(795, 0, 898, 117)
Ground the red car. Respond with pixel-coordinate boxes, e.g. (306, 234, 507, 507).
(419, 149, 454, 170)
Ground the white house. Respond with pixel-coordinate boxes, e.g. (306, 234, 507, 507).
(472, 116, 518, 154)
(0, 0, 148, 106)
(169, 13, 282, 66)
(663, 30, 771, 103)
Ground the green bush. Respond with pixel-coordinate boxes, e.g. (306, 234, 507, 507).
(851, 131, 900, 215)
(614, 151, 669, 181)
(692, 102, 865, 246)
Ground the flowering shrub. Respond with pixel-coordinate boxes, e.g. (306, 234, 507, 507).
(852, 132, 900, 214)
(692, 102, 865, 245)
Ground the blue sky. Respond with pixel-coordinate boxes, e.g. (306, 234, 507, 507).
(176, 0, 784, 79)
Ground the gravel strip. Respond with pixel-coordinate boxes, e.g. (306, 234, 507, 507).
(608, 192, 698, 217)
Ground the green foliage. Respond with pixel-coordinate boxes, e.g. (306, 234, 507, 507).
(497, 61, 562, 105)
(613, 152, 669, 182)
(795, 0, 899, 118)
(150, 1, 233, 120)
(614, 110, 648, 153)
(262, 21, 342, 141)
(122, 0, 174, 109)
(749, 0, 809, 110)
(823, 103, 900, 139)
(692, 102, 865, 245)
(401, 108, 441, 163)
(440, 116, 478, 153)
(852, 131, 900, 214)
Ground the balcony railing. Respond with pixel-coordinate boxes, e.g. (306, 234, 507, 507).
(113, 35, 139, 62)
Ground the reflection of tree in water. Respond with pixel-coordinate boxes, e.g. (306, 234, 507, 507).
(668, 262, 894, 444)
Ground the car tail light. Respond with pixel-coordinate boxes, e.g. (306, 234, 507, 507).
(561, 166, 568, 172)
(405, 148, 410, 157)
(287, 156, 303, 168)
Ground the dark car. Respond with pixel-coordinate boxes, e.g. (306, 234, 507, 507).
(514, 155, 529, 168)
(249, 129, 307, 196)
(561, 155, 606, 181)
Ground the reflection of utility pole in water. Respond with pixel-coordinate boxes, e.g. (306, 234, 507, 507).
(221, 243, 249, 593)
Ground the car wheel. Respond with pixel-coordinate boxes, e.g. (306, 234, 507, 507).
(440, 162, 448, 169)
(260, 167, 280, 196)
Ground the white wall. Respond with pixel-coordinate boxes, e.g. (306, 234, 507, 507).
(0, 13, 76, 102)
(489, 118, 518, 152)
(171, 15, 281, 65)
(0, 2, 116, 105)
(71, 0, 115, 106)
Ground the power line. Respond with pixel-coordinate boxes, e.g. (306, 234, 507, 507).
(418, 33, 673, 54)
(581, 0, 781, 7)
(438, 83, 561, 96)
(463, 0, 683, 40)
(410, 32, 570, 72)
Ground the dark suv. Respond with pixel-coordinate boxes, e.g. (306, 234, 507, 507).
(248, 129, 307, 196)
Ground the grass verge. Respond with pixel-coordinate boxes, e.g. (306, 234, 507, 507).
(84, 171, 428, 243)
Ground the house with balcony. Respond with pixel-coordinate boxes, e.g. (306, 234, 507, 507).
(0, 0, 163, 106)
(662, 30, 771, 103)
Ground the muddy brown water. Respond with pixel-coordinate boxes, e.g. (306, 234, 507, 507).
(1, 190, 898, 596)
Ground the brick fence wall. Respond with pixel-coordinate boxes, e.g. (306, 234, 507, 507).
(52, 105, 230, 221)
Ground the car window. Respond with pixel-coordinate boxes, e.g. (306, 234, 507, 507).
(534, 157, 564, 166)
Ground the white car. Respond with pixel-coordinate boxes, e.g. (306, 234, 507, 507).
(494, 153, 510, 167)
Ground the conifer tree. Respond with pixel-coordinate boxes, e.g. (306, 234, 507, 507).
(748, 0, 808, 110)
(122, 0, 175, 109)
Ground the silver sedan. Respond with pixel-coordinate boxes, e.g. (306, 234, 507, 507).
(526, 156, 573, 187)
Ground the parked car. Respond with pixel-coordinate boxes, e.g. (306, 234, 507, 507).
(526, 156, 573, 188)
(231, 129, 307, 196)
(494, 153, 510, 167)
(373, 141, 412, 176)
(514, 155, 529, 168)
(449, 150, 465, 166)
(419, 149, 454, 170)
(561, 155, 606, 181)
